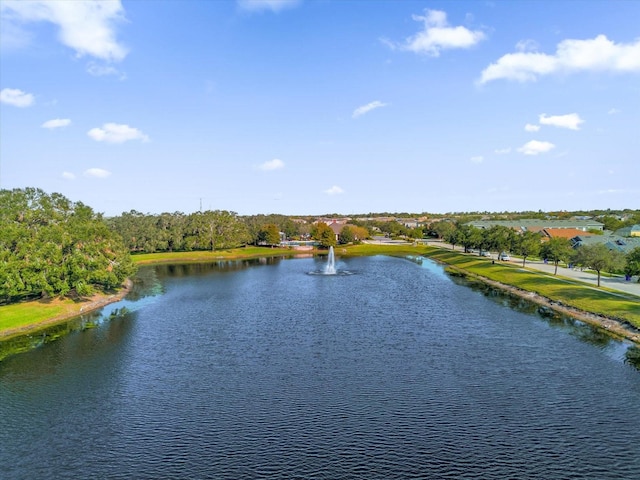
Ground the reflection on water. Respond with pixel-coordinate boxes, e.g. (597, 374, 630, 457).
(452, 275, 631, 351)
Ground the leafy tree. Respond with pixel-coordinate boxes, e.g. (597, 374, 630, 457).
(185, 210, 250, 251)
(443, 226, 460, 250)
(624, 247, 640, 282)
(311, 222, 337, 248)
(257, 224, 281, 246)
(514, 231, 542, 267)
(339, 225, 369, 244)
(600, 215, 624, 232)
(430, 220, 455, 240)
(572, 243, 626, 287)
(454, 224, 480, 253)
(0, 188, 135, 303)
(540, 237, 572, 275)
(338, 226, 355, 244)
(485, 225, 516, 258)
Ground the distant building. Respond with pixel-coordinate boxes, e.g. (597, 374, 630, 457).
(615, 224, 640, 237)
(542, 228, 595, 240)
(571, 235, 640, 254)
(328, 221, 345, 240)
(466, 219, 604, 232)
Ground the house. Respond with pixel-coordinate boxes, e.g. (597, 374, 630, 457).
(543, 228, 595, 240)
(398, 218, 423, 228)
(615, 224, 640, 237)
(466, 219, 605, 232)
(328, 221, 345, 241)
(571, 235, 640, 254)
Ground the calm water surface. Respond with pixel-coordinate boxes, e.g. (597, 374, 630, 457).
(1, 256, 639, 479)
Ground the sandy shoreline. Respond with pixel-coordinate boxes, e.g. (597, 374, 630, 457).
(0, 279, 133, 340)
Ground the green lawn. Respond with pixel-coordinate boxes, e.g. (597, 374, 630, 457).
(132, 246, 296, 264)
(0, 299, 70, 336)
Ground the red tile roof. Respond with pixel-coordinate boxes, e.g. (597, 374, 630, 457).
(543, 228, 594, 239)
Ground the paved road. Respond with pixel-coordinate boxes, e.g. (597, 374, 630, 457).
(424, 240, 640, 298)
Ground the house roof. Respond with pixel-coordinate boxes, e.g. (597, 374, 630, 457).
(466, 219, 604, 231)
(615, 224, 640, 237)
(328, 222, 345, 234)
(543, 228, 594, 239)
(572, 235, 640, 253)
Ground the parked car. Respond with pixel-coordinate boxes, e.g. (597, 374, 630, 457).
(499, 252, 510, 261)
(480, 250, 492, 257)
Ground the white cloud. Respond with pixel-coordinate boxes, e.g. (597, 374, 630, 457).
(479, 34, 640, 84)
(61, 171, 76, 180)
(1, 0, 128, 62)
(494, 147, 511, 155)
(515, 39, 539, 53)
(86, 62, 126, 79)
(352, 100, 388, 118)
(259, 158, 285, 171)
(237, 0, 300, 13)
(539, 113, 584, 130)
(608, 108, 621, 115)
(524, 123, 540, 132)
(470, 155, 484, 164)
(42, 118, 71, 129)
(0, 87, 34, 107)
(517, 140, 556, 156)
(389, 9, 485, 57)
(87, 123, 149, 143)
(84, 168, 111, 178)
(324, 185, 344, 195)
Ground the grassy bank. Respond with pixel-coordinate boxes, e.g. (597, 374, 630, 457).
(132, 246, 296, 265)
(418, 247, 640, 330)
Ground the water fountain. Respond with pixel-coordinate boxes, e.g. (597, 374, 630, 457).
(324, 246, 337, 275)
(308, 245, 353, 276)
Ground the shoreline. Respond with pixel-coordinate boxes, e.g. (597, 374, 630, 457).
(444, 265, 640, 345)
(2, 246, 639, 347)
(0, 279, 133, 341)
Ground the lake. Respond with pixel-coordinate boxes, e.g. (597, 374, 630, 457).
(1, 255, 639, 479)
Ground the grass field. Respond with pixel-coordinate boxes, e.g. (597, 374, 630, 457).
(131, 246, 296, 264)
(1, 298, 74, 335)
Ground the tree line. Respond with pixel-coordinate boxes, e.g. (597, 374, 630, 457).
(428, 220, 640, 286)
(3, 187, 638, 304)
(1, 191, 367, 303)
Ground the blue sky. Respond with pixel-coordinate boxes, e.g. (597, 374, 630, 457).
(1, 0, 639, 216)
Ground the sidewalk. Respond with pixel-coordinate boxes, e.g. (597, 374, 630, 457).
(425, 240, 640, 298)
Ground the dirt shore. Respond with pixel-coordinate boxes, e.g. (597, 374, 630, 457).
(0, 279, 133, 340)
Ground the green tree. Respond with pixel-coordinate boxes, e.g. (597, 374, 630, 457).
(572, 243, 626, 287)
(186, 210, 250, 251)
(311, 222, 337, 248)
(540, 237, 572, 275)
(0, 188, 135, 302)
(257, 223, 281, 246)
(515, 231, 542, 267)
(338, 226, 355, 244)
(485, 225, 516, 258)
(444, 226, 460, 250)
(624, 247, 640, 282)
(430, 220, 455, 240)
